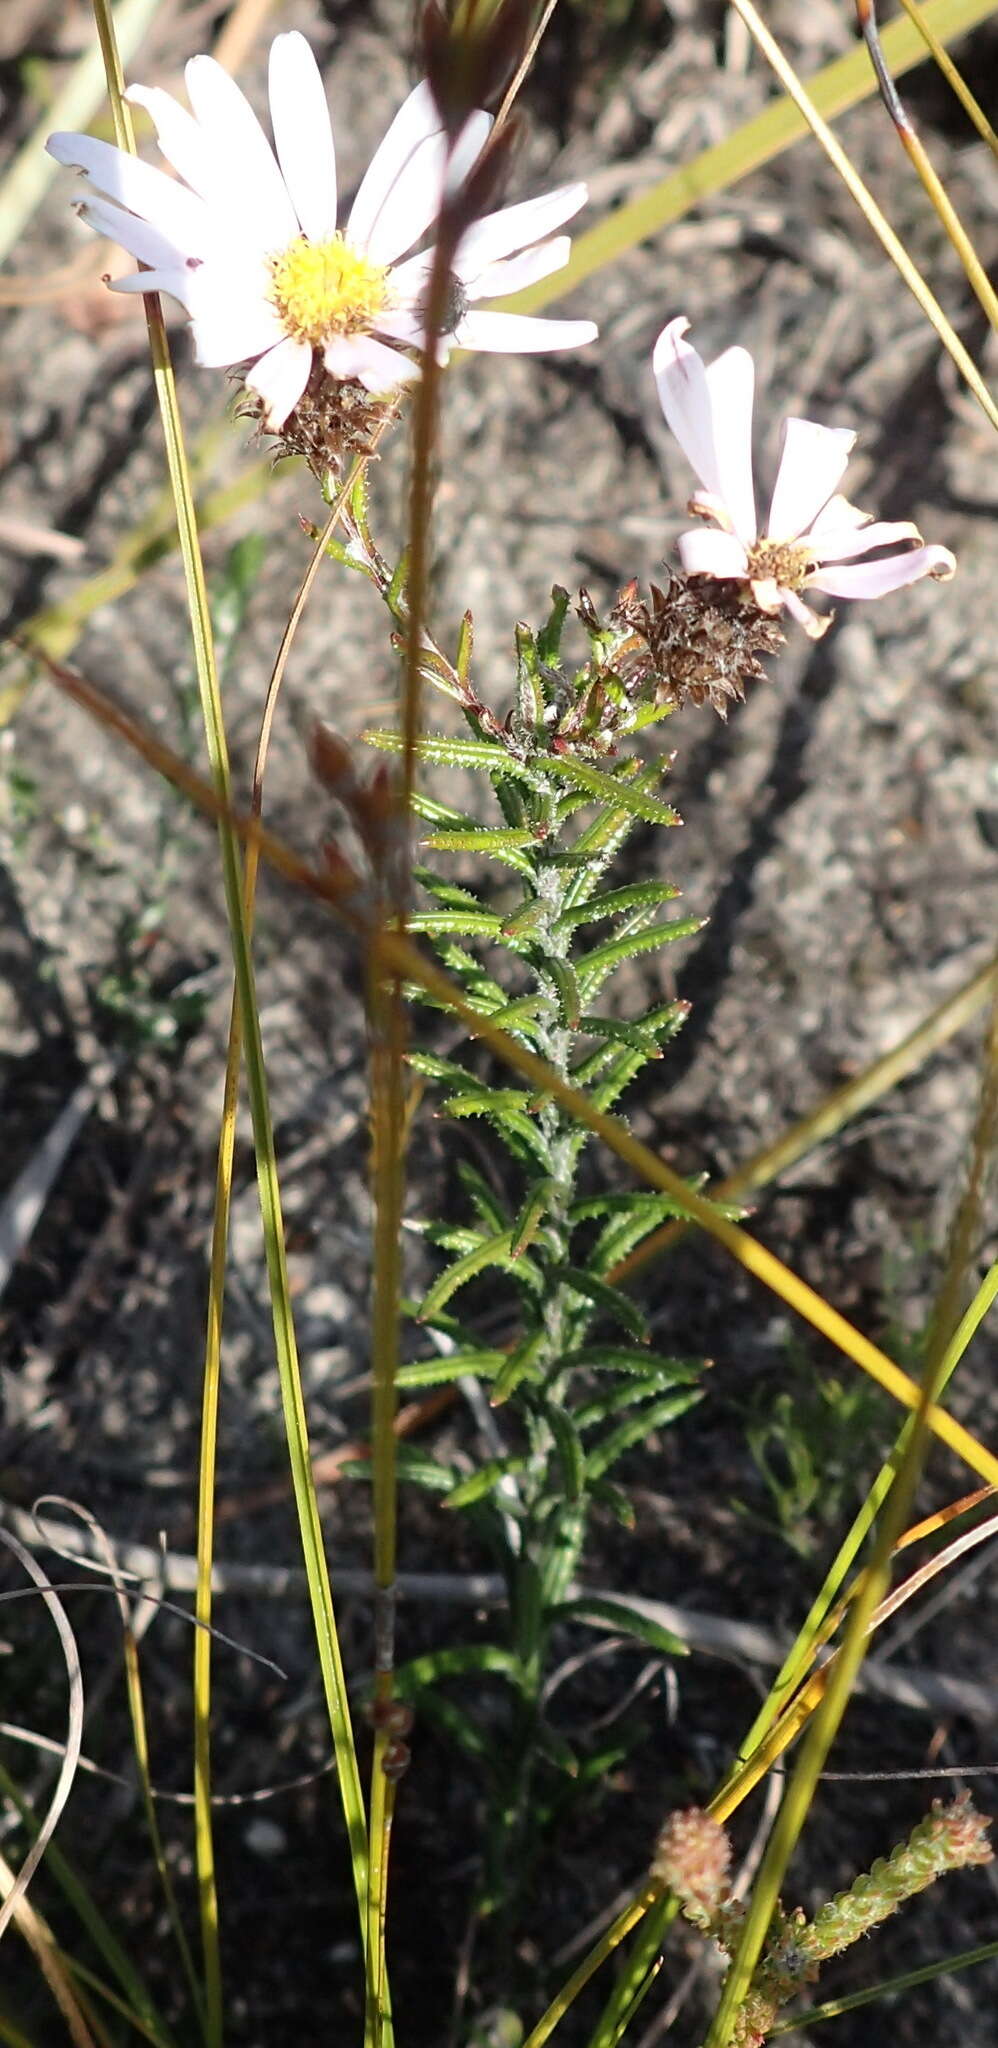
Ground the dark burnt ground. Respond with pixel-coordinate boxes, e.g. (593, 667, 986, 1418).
(1, 1, 997, 2042)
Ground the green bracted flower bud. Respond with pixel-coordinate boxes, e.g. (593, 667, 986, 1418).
(798, 1795, 993, 1966)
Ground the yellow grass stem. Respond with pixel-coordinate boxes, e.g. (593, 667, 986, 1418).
(724, 0, 998, 428)
(895, 0, 998, 156)
(703, 977, 998, 2045)
(193, 479, 358, 2048)
(769, 1936, 998, 2032)
(520, 1888, 661, 2048)
(502, 0, 998, 320)
(857, 0, 998, 331)
(610, 953, 998, 1287)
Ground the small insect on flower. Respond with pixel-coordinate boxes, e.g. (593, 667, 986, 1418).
(47, 33, 597, 432)
(654, 317, 955, 638)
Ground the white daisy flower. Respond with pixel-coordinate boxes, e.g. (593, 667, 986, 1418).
(47, 31, 597, 430)
(654, 317, 955, 639)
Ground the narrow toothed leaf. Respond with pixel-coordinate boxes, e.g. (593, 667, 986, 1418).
(575, 918, 704, 994)
(515, 621, 545, 729)
(396, 1349, 506, 1388)
(546, 955, 582, 1029)
(576, 1014, 669, 1057)
(406, 910, 504, 937)
(385, 548, 409, 621)
(542, 754, 680, 826)
(510, 1177, 559, 1258)
(502, 895, 548, 939)
(555, 879, 681, 931)
(555, 1267, 649, 1343)
(364, 728, 531, 776)
(418, 1227, 542, 1322)
(423, 825, 538, 875)
(445, 1456, 529, 1510)
(394, 1643, 525, 1694)
(550, 1596, 687, 1659)
(491, 1328, 547, 1403)
(537, 585, 570, 667)
(557, 1346, 702, 1383)
(457, 1161, 514, 1237)
(585, 1389, 704, 1480)
(456, 610, 474, 685)
(543, 1405, 585, 1501)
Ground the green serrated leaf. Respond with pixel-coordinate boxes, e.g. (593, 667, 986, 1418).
(585, 1389, 703, 1481)
(555, 1267, 649, 1344)
(545, 955, 582, 1029)
(456, 610, 474, 684)
(511, 1177, 558, 1259)
(551, 1595, 687, 1659)
(396, 1350, 506, 1388)
(491, 1328, 547, 1403)
(364, 728, 530, 775)
(542, 754, 680, 827)
(406, 910, 503, 937)
(423, 825, 537, 874)
(502, 895, 548, 939)
(575, 917, 703, 994)
(456, 1160, 513, 1237)
(534, 1720, 579, 1777)
(538, 586, 571, 668)
(557, 1345, 702, 1382)
(445, 1455, 528, 1510)
(575, 1014, 667, 1057)
(555, 879, 681, 931)
(590, 1480, 637, 1529)
(543, 1403, 585, 1501)
(394, 1643, 525, 1695)
(418, 1227, 542, 1322)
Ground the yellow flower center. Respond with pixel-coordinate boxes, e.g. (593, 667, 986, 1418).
(745, 537, 815, 593)
(268, 234, 392, 347)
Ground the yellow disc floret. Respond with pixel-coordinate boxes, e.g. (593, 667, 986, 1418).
(745, 537, 816, 593)
(269, 234, 392, 347)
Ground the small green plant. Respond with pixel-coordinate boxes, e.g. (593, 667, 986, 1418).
(310, 478, 787, 1945)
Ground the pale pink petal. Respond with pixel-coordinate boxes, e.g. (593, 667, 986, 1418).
(676, 529, 750, 578)
(183, 55, 299, 253)
(107, 268, 198, 311)
(354, 109, 490, 267)
(456, 309, 597, 352)
(443, 109, 493, 196)
(653, 318, 756, 546)
(268, 32, 336, 244)
(346, 81, 443, 257)
(386, 249, 434, 304)
(323, 332, 418, 390)
(466, 236, 570, 302)
(767, 417, 855, 543)
(811, 517, 923, 564)
(455, 184, 588, 280)
(808, 544, 955, 600)
(807, 492, 869, 538)
(374, 306, 426, 343)
(76, 193, 188, 271)
(188, 291, 287, 366)
(780, 587, 830, 637)
(702, 345, 756, 545)
(47, 131, 211, 251)
(125, 84, 217, 200)
(244, 334, 312, 427)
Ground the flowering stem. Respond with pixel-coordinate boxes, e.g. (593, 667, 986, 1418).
(86, 5, 371, 2028)
(521, 1888, 660, 2048)
(194, 483, 363, 2048)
